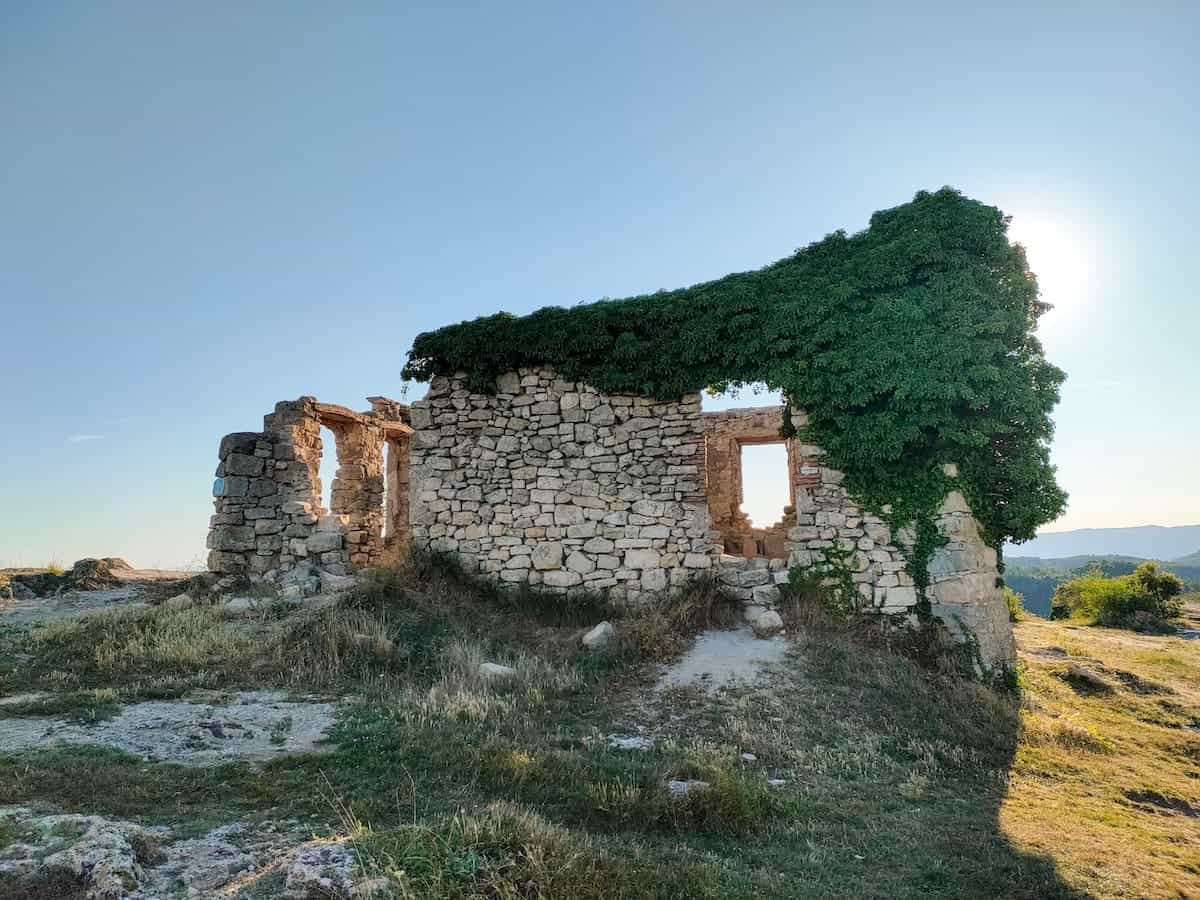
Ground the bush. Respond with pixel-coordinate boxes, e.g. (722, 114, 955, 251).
(1052, 562, 1184, 630)
(1004, 587, 1025, 622)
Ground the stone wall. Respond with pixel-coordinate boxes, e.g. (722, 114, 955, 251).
(407, 384, 1013, 668)
(207, 397, 411, 580)
(208, 381, 1013, 668)
(407, 368, 718, 602)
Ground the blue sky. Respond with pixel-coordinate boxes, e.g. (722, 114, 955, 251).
(2, 2, 1197, 568)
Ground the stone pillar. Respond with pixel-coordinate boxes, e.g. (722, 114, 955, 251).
(327, 420, 386, 569)
(383, 435, 411, 559)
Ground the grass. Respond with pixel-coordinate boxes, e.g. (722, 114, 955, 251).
(0, 557, 1196, 897)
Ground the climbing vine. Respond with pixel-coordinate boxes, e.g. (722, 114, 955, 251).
(402, 188, 1067, 578)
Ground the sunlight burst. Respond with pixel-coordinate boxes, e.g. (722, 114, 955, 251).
(1007, 214, 1091, 318)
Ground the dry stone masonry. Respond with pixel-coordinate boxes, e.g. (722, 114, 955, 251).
(405, 375, 1014, 667)
(408, 368, 718, 603)
(207, 379, 1014, 668)
(208, 397, 411, 582)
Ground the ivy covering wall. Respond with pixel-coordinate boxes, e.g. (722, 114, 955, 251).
(403, 188, 1067, 580)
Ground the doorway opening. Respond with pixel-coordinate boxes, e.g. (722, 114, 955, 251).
(317, 425, 338, 517)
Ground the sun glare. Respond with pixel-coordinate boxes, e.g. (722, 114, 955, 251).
(1006, 214, 1091, 319)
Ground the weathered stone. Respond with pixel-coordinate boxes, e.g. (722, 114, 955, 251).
(543, 570, 582, 588)
(624, 548, 661, 570)
(750, 610, 784, 638)
(224, 453, 264, 477)
(565, 551, 595, 574)
(581, 621, 615, 650)
(306, 532, 342, 553)
(531, 542, 563, 570)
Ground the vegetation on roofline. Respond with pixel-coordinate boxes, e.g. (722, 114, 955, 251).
(403, 187, 1067, 586)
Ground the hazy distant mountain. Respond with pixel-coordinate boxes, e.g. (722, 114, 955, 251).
(1173, 549, 1200, 565)
(1005, 525, 1200, 561)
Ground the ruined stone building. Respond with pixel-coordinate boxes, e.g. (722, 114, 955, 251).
(207, 191, 1053, 671)
(208, 397, 412, 579)
(209, 374, 1013, 668)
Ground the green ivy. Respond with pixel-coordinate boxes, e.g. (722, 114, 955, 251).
(403, 188, 1066, 578)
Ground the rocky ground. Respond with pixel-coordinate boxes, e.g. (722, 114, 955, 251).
(0, 557, 1197, 898)
(0, 559, 192, 627)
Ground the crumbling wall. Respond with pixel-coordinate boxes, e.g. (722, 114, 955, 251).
(407, 380, 1013, 665)
(778, 441, 1014, 666)
(407, 368, 718, 602)
(208, 397, 411, 579)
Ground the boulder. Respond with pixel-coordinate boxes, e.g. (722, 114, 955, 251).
(750, 610, 784, 638)
(479, 662, 517, 679)
(581, 621, 616, 651)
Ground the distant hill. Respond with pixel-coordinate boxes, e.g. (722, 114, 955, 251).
(1174, 549, 1200, 565)
(1005, 524, 1200, 561)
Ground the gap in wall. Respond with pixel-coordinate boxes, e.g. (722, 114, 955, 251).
(700, 381, 783, 412)
(739, 443, 790, 527)
(318, 425, 338, 517)
(381, 441, 391, 539)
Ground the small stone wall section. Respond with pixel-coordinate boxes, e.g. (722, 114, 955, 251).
(407, 368, 718, 602)
(208, 397, 410, 579)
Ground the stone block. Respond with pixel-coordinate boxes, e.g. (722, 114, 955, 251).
(225, 453, 265, 477)
(640, 568, 668, 591)
(211, 526, 255, 552)
(624, 548, 661, 570)
(583, 536, 615, 553)
(543, 570, 582, 588)
(531, 542, 563, 570)
(566, 551, 595, 574)
(219, 432, 261, 458)
(307, 531, 343, 553)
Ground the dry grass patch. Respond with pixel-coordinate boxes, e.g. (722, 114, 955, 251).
(1001, 616, 1200, 898)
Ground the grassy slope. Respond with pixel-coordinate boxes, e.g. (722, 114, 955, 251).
(0, 565, 1197, 898)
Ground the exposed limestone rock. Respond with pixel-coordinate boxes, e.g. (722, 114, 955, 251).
(749, 610, 784, 638)
(666, 779, 710, 797)
(479, 662, 517, 679)
(581, 621, 616, 650)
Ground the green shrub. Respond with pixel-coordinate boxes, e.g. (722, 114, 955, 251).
(1003, 587, 1025, 622)
(1052, 563, 1184, 630)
